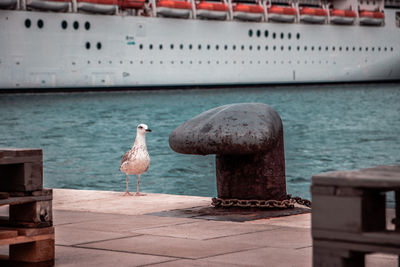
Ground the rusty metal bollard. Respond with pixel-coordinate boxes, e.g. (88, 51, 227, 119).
(169, 103, 287, 201)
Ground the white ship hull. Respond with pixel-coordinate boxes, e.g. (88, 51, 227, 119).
(0, 8, 399, 90)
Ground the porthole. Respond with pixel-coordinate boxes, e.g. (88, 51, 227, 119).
(84, 21, 90, 30)
(318, 46, 322, 51)
(280, 33, 284, 39)
(378, 47, 381, 51)
(265, 45, 268, 50)
(207, 44, 210, 50)
(139, 44, 143, 50)
(149, 44, 153, 50)
(372, 47, 375, 51)
(257, 45, 260, 50)
(85, 42, 90, 50)
(233, 45, 236, 50)
(332, 46, 335, 51)
(61, 20, 68, 30)
(73, 21, 79, 30)
(224, 45, 228, 50)
(109, 60, 112, 64)
(248, 29, 253, 37)
(359, 47, 362, 51)
(280, 46, 284, 51)
(170, 44, 174, 49)
(288, 33, 292, 39)
(297, 46, 300, 51)
(159, 44, 163, 50)
(25, 19, 31, 28)
(304, 46, 307, 51)
(384, 47, 387, 51)
(249, 45, 253, 50)
(272, 32, 276, 39)
(339, 46, 342, 51)
(97, 42, 102, 50)
(296, 33, 300, 39)
(346, 46, 349, 51)
(241, 45, 245, 50)
(198, 44, 202, 50)
(311, 46, 315, 51)
(180, 44, 184, 50)
(264, 30, 269, 37)
(273, 45, 276, 51)
(365, 47, 368, 51)
(391, 47, 393, 51)
(215, 45, 219, 50)
(325, 46, 329, 51)
(37, 19, 44, 28)
(288, 46, 291, 51)
(189, 44, 193, 50)
(256, 30, 261, 37)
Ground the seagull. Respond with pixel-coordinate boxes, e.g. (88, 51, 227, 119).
(120, 123, 151, 196)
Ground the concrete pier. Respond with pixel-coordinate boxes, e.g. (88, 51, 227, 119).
(2, 189, 395, 266)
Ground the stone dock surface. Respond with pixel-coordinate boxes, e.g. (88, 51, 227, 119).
(48, 189, 397, 266)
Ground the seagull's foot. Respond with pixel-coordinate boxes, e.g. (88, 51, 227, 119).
(123, 191, 133, 196)
(135, 192, 146, 197)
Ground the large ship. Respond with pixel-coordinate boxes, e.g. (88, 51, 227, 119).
(0, 0, 399, 90)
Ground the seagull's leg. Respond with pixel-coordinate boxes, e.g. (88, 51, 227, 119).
(135, 174, 146, 196)
(123, 174, 133, 196)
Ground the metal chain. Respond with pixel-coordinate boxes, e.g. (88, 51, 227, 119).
(211, 194, 311, 209)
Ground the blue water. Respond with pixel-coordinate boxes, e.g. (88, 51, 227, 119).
(1, 83, 400, 200)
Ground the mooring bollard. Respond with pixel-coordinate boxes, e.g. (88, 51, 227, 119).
(169, 103, 287, 201)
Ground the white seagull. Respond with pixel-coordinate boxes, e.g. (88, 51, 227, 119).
(120, 123, 151, 196)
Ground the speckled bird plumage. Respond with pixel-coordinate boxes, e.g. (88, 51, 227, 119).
(120, 123, 151, 196)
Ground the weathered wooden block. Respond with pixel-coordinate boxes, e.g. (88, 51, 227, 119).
(312, 192, 386, 232)
(0, 149, 43, 192)
(10, 199, 53, 228)
(9, 238, 55, 266)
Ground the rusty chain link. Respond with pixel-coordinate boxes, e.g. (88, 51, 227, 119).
(211, 194, 311, 209)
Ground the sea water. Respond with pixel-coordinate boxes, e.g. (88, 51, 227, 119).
(1, 83, 400, 200)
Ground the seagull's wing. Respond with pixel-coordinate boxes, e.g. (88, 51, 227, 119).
(120, 151, 130, 166)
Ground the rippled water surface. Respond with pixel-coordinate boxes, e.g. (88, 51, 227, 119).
(1, 83, 400, 199)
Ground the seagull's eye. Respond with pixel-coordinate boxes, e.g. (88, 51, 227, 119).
(138, 126, 143, 129)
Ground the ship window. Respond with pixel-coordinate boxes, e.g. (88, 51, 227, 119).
(198, 44, 202, 50)
(384, 47, 387, 51)
(288, 33, 292, 39)
(61, 20, 67, 29)
(318, 46, 321, 51)
(264, 30, 269, 38)
(249, 45, 253, 50)
(25, 19, 31, 28)
(180, 44, 184, 49)
(288, 46, 291, 51)
(248, 29, 253, 37)
(297, 46, 300, 51)
(296, 33, 300, 39)
(215, 45, 219, 50)
(378, 47, 381, 51)
(265, 45, 268, 50)
(170, 44, 174, 49)
(391, 47, 393, 51)
(256, 30, 261, 37)
(224, 45, 228, 50)
(273, 45, 276, 51)
(272, 32, 276, 39)
(189, 44, 193, 50)
(241, 45, 245, 50)
(159, 44, 163, 50)
(372, 47, 375, 51)
(359, 47, 362, 51)
(339, 46, 342, 51)
(311, 46, 314, 51)
(207, 44, 210, 50)
(97, 42, 102, 50)
(365, 47, 368, 51)
(139, 44, 143, 49)
(325, 46, 328, 51)
(257, 45, 260, 50)
(233, 45, 236, 50)
(304, 46, 307, 51)
(109, 60, 112, 64)
(352, 46, 355, 51)
(281, 46, 284, 51)
(85, 42, 90, 50)
(280, 33, 284, 39)
(73, 21, 79, 30)
(84, 22, 90, 30)
(346, 46, 349, 51)
(149, 44, 153, 50)
(332, 46, 335, 51)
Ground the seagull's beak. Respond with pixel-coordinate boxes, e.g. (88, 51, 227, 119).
(146, 129, 152, 133)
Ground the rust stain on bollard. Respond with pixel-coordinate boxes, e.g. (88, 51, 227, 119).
(169, 103, 287, 201)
